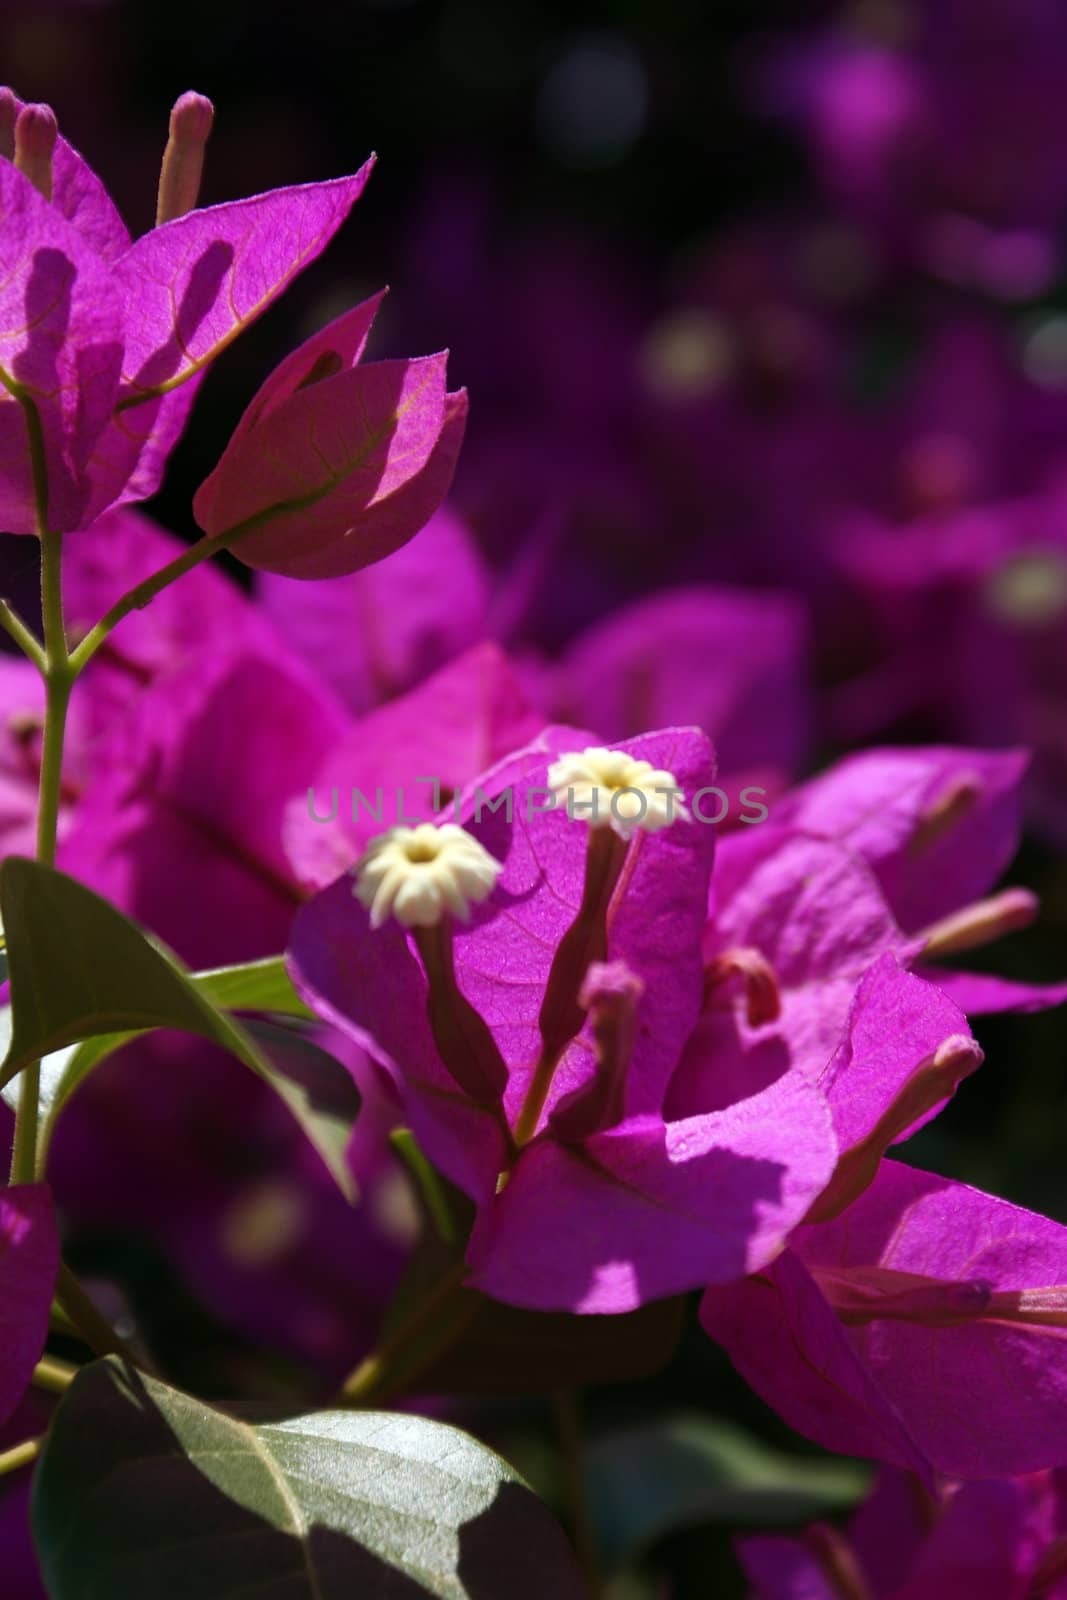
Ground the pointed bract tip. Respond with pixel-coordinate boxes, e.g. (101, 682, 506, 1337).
(14, 102, 57, 201)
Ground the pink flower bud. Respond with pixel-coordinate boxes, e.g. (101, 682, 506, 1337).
(156, 90, 214, 224)
(14, 102, 57, 202)
(193, 293, 468, 579)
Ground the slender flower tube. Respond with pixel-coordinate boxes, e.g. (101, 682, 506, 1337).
(918, 887, 1038, 959)
(353, 823, 508, 1106)
(13, 103, 56, 201)
(156, 91, 214, 224)
(514, 746, 688, 1148)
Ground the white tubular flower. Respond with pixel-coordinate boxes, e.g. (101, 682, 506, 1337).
(354, 823, 503, 929)
(547, 747, 688, 840)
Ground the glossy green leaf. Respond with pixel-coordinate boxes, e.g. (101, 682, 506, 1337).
(0, 860, 359, 1197)
(585, 1413, 870, 1569)
(192, 955, 314, 1020)
(33, 1358, 587, 1599)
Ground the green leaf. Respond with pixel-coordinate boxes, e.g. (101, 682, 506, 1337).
(193, 955, 314, 1020)
(0, 859, 359, 1197)
(33, 1358, 587, 1599)
(585, 1413, 870, 1569)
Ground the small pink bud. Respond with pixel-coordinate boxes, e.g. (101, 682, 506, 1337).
(14, 102, 57, 202)
(156, 90, 214, 225)
(0, 88, 18, 162)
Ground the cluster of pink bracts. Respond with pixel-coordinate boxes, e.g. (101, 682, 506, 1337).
(2, 85, 1067, 1600)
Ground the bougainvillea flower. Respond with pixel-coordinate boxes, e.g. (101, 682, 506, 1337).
(0, 1185, 58, 1429)
(674, 745, 1064, 1123)
(257, 504, 492, 713)
(551, 585, 811, 791)
(291, 727, 847, 1312)
(741, 1465, 1067, 1600)
(666, 825, 922, 1115)
(0, 87, 373, 534)
(193, 291, 468, 578)
(771, 744, 1067, 1011)
(772, 746, 1028, 933)
(702, 1157, 1067, 1479)
(284, 641, 546, 889)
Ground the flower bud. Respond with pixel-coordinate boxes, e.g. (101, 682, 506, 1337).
(193, 292, 469, 580)
(807, 1033, 983, 1224)
(156, 91, 214, 225)
(549, 961, 644, 1142)
(14, 102, 57, 202)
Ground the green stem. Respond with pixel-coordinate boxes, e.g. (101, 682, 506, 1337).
(0, 1436, 43, 1477)
(68, 478, 356, 677)
(10, 521, 69, 1187)
(68, 528, 231, 673)
(0, 599, 45, 669)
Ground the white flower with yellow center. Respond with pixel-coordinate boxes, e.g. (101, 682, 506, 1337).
(354, 823, 503, 929)
(547, 747, 687, 840)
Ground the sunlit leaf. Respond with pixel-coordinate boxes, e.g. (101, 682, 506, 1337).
(33, 1358, 587, 1599)
(0, 860, 358, 1196)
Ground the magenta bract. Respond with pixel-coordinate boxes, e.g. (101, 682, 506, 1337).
(0, 1184, 59, 1429)
(0, 96, 373, 534)
(290, 727, 843, 1312)
(194, 293, 468, 578)
(257, 503, 492, 714)
(703, 1158, 1067, 1479)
